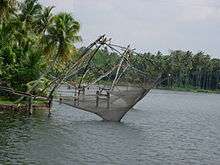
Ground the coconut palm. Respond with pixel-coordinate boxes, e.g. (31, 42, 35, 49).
(44, 12, 82, 64)
(19, 0, 42, 26)
(35, 6, 54, 34)
(0, 0, 17, 21)
(0, 21, 14, 48)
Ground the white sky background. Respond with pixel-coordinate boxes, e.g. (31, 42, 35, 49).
(39, 0, 220, 57)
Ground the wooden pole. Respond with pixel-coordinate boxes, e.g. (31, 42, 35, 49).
(82, 86, 85, 95)
(78, 44, 103, 88)
(110, 45, 130, 91)
(107, 91, 110, 109)
(96, 91, 99, 107)
(28, 97, 33, 115)
(48, 96, 53, 117)
(59, 97, 63, 104)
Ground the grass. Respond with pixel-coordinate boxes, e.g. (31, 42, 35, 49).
(0, 97, 48, 105)
(0, 97, 15, 105)
(33, 99, 48, 105)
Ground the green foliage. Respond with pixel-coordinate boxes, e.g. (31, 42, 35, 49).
(131, 50, 220, 90)
(43, 12, 82, 65)
(27, 77, 51, 96)
(0, 0, 219, 98)
(0, 47, 16, 65)
(0, 97, 15, 104)
(76, 47, 220, 91)
(0, 0, 81, 97)
(0, 0, 17, 22)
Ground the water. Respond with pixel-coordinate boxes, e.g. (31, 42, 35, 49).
(0, 90, 220, 165)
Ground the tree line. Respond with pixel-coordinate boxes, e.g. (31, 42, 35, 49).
(89, 48, 220, 91)
(134, 51, 220, 90)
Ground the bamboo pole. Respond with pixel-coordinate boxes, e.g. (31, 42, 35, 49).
(0, 86, 48, 100)
(78, 44, 103, 88)
(46, 36, 106, 104)
(110, 45, 130, 91)
(28, 97, 33, 115)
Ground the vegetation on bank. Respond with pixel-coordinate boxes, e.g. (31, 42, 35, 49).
(0, 0, 81, 101)
(0, 96, 48, 105)
(0, 97, 14, 105)
(82, 48, 220, 92)
(0, 0, 219, 106)
(131, 50, 220, 91)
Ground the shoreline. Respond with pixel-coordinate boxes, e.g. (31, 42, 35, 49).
(0, 96, 49, 109)
(0, 104, 49, 112)
(156, 87, 220, 94)
(0, 99, 49, 112)
(95, 82, 220, 94)
(0, 86, 219, 111)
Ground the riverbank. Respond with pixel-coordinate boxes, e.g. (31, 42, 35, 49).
(97, 81, 220, 94)
(0, 104, 49, 112)
(0, 97, 49, 112)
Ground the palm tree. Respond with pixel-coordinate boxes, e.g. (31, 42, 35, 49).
(43, 12, 82, 64)
(35, 6, 54, 34)
(0, 0, 17, 21)
(19, 0, 42, 26)
(0, 20, 14, 48)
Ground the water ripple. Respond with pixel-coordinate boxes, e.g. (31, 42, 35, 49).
(1, 90, 220, 164)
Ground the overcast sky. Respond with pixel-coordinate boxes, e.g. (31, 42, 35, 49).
(39, 0, 220, 57)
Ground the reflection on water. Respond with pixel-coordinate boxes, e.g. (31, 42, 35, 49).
(0, 90, 220, 164)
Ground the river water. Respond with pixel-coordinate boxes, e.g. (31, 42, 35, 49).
(0, 90, 220, 165)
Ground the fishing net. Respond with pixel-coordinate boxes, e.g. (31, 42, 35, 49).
(55, 58, 160, 121)
(51, 36, 162, 121)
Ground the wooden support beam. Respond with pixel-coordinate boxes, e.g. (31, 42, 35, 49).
(110, 45, 130, 91)
(59, 97, 63, 104)
(48, 96, 53, 117)
(96, 91, 99, 107)
(0, 86, 48, 100)
(28, 97, 33, 115)
(107, 91, 110, 109)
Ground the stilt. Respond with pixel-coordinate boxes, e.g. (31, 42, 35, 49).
(48, 96, 53, 117)
(78, 88, 80, 96)
(59, 96, 63, 104)
(107, 91, 110, 109)
(28, 97, 33, 115)
(82, 86, 85, 95)
(96, 91, 99, 107)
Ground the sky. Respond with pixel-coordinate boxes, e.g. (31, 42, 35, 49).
(39, 0, 220, 58)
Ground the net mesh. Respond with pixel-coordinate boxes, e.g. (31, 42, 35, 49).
(56, 81, 155, 121)
(51, 36, 162, 121)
